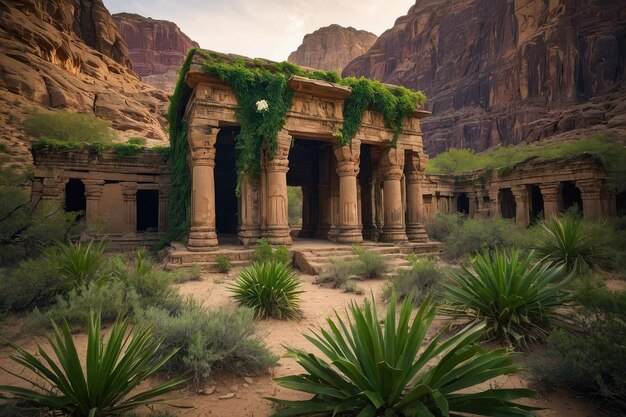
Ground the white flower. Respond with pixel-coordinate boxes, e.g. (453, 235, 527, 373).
(256, 99, 269, 112)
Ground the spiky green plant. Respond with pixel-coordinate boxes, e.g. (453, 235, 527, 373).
(442, 250, 571, 347)
(230, 261, 302, 319)
(269, 296, 539, 416)
(534, 216, 608, 274)
(51, 239, 107, 289)
(0, 311, 184, 417)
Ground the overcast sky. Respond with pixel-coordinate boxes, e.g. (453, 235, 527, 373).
(103, 0, 414, 61)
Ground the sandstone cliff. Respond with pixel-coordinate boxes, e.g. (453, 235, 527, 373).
(0, 0, 169, 163)
(343, 0, 626, 156)
(288, 24, 377, 73)
(112, 12, 198, 91)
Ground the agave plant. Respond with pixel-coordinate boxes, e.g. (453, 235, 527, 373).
(51, 239, 108, 289)
(269, 296, 539, 416)
(0, 311, 184, 417)
(534, 216, 608, 274)
(230, 261, 303, 319)
(442, 249, 571, 346)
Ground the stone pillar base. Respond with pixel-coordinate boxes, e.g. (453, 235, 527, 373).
(238, 227, 261, 247)
(381, 225, 408, 243)
(336, 228, 363, 244)
(406, 224, 429, 242)
(267, 227, 293, 245)
(187, 227, 218, 251)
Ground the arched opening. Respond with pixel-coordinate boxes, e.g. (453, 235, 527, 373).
(136, 190, 159, 232)
(617, 191, 626, 217)
(530, 185, 544, 222)
(287, 138, 322, 239)
(457, 193, 469, 215)
(499, 188, 516, 219)
(215, 127, 239, 241)
(64, 179, 85, 216)
(560, 181, 583, 215)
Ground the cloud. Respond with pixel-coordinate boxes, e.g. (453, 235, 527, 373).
(104, 0, 414, 61)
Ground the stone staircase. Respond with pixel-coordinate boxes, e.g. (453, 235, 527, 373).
(162, 240, 442, 274)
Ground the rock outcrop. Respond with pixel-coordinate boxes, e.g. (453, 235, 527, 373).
(343, 0, 626, 156)
(0, 0, 169, 163)
(288, 24, 377, 73)
(112, 12, 198, 91)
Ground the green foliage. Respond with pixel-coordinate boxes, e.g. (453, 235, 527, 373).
(0, 257, 59, 312)
(127, 136, 147, 145)
(442, 250, 571, 347)
(252, 237, 292, 265)
(269, 296, 539, 416)
(170, 265, 203, 283)
(140, 302, 279, 386)
(315, 258, 363, 292)
(167, 49, 427, 241)
(423, 212, 465, 242)
(382, 257, 447, 305)
(352, 246, 388, 278)
(215, 255, 232, 273)
(427, 135, 626, 192)
(22, 110, 115, 144)
(230, 262, 303, 319)
(51, 239, 108, 290)
(531, 281, 626, 414)
(287, 186, 303, 225)
(534, 215, 610, 274)
(30, 137, 169, 160)
(0, 311, 184, 417)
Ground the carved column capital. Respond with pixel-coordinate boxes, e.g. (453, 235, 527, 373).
(188, 123, 218, 167)
(121, 182, 137, 200)
(83, 179, 105, 200)
(266, 131, 291, 173)
(539, 182, 560, 202)
(380, 147, 405, 181)
(576, 179, 603, 200)
(334, 139, 361, 177)
(511, 185, 528, 202)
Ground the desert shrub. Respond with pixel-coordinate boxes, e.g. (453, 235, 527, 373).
(215, 254, 231, 273)
(127, 136, 147, 145)
(442, 249, 571, 347)
(269, 296, 539, 416)
(532, 282, 626, 414)
(230, 261, 302, 319)
(315, 258, 362, 292)
(0, 311, 184, 417)
(444, 217, 527, 260)
(0, 257, 59, 312)
(610, 217, 626, 276)
(534, 215, 609, 274)
(352, 246, 388, 278)
(382, 257, 447, 305)
(423, 212, 465, 241)
(140, 302, 279, 387)
(22, 110, 115, 144)
(51, 239, 108, 290)
(252, 237, 291, 265)
(170, 265, 203, 282)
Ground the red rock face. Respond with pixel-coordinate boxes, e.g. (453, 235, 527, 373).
(343, 0, 626, 156)
(288, 24, 377, 73)
(112, 12, 198, 79)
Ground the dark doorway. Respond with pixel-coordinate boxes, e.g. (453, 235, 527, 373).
(215, 128, 239, 236)
(530, 185, 544, 222)
(287, 138, 321, 238)
(457, 193, 469, 215)
(65, 179, 86, 215)
(137, 190, 159, 232)
(560, 181, 583, 215)
(617, 192, 626, 216)
(499, 188, 516, 219)
(359, 144, 375, 240)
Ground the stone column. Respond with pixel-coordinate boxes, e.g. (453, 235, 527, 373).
(265, 131, 292, 245)
(488, 189, 500, 218)
(577, 179, 604, 220)
(158, 187, 169, 233)
(238, 174, 262, 246)
(83, 179, 105, 226)
(468, 192, 478, 218)
(380, 147, 408, 242)
(30, 178, 44, 209)
(333, 139, 363, 244)
(511, 185, 530, 226)
(42, 177, 64, 201)
(539, 182, 560, 218)
(187, 124, 219, 251)
(121, 182, 137, 236)
(405, 153, 428, 242)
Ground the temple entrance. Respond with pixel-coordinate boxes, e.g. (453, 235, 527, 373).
(617, 192, 626, 216)
(215, 128, 239, 238)
(530, 185, 544, 222)
(456, 193, 469, 215)
(287, 138, 322, 239)
(136, 190, 158, 232)
(359, 144, 375, 240)
(64, 179, 85, 215)
(499, 188, 516, 219)
(560, 181, 583, 215)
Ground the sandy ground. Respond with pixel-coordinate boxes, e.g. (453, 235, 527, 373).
(0, 269, 600, 417)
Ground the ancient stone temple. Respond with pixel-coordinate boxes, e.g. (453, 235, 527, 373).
(180, 51, 430, 251)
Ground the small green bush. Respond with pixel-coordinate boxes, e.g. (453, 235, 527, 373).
(230, 262, 302, 319)
(170, 265, 202, 283)
(140, 302, 279, 387)
(215, 254, 232, 273)
(315, 258, 362, 292)
(270, 296, 539, 416)
(127, 136, 147, 145)
(50, 239, 108, 290)
(0, 257, 59, 312)
(252, 238, 291, 265)
(352, 246, 388, 278)
(382, 257, 447, 305)
(22, 110, 115, 144)
(442, 249, 571, 347)
(423, 212, 464, 242)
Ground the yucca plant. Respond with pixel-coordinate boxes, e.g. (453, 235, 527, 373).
(534, 216, 608, 274)
(269, 296, 539, 416)
(51, 239, 108, 289)
(0, 311, 185, 417)
(442, 249, 571, 347)
(230, 261, 303, 319)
